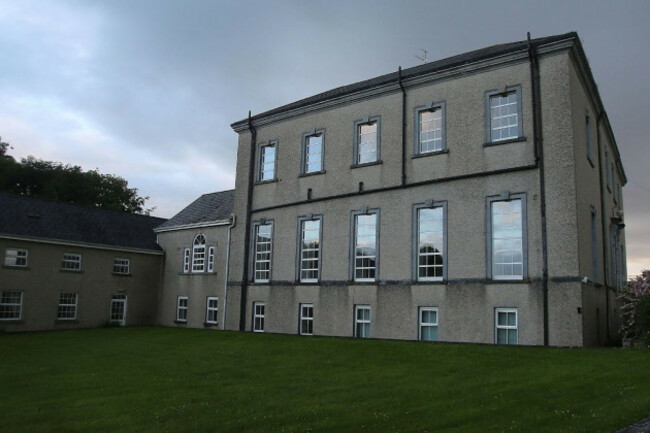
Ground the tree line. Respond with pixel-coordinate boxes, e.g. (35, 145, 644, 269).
(0, 138, 150, 214)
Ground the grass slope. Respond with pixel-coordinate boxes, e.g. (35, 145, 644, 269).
(1, 327, 649, 432)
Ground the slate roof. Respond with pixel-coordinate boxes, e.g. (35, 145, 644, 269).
(0, 192, 166, 251)
(231, 32, 578, 129)
(156, 189, 234, 231)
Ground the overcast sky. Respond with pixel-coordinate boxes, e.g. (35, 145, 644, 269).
(1, 0, 648, 275)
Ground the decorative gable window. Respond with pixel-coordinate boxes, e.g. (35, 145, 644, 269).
(4, 248, 28, 267)
(192, 234, 206, 272)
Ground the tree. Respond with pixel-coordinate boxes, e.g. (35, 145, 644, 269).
(0, 140, 150, 214)
(619, 270, 650, 346)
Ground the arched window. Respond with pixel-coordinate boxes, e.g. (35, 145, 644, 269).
(192, 234, 206, 272)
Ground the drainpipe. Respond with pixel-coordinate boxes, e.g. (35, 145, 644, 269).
(595, 111, 610, 341)
(398, 66, 407, 185)
(222, 213, 236, 330)
(239, 111, 257, 331)
(528, 32, 549, 346)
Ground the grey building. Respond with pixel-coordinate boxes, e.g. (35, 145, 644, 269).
(226, 32, 627, 347)
(0, 192, 165, 332)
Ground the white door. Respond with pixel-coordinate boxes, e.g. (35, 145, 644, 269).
(110, 294, 127, 326)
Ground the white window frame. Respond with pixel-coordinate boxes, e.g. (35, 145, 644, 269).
(205, 296, 218, 325)
(354, 305, 371, 338)
(253, 302, 265, 332)
(109, 294, 127, 326)
(258, 141, 277, 182)
(486, 86, 523, 143)
(207, 246, 215, 273)
(183, 248, 190, 273)
(61, 253, 82, 271)
(112, 258, 130, 275)
(192, 234, 206, 273)
(418, 307, 439, 341)
(414, 102, 446, 155)
(495, 308, 518, 345)
(4, 248, 28, 267)
(297, 216, 322, 283)
(351, 209, 379, 282)
(353, 116, 381, 165)
(586, 111, 594, 164)
(0, 291, 23, 321)
(252, 220, 273, 283)
(57, 292, 78, 320)
(301, 129, 325, 174)
(487, 193, 527, 280)
(414, 202, 446, 282)
(299, 303, 314, 336)
(176, 296, 188, 322)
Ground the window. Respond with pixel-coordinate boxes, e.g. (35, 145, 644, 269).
(183, 248, 190, 273)
(586, 112, 593, 164)
(253, 302, 265, 332)
(110, 294, 127, 326)
(605, 150, 611, 191)
(487, 194, 526, 280)
(207, 246, 215, 273)
(419, 307, 438, 341)
(612, 164, 618, 204)
(61, 253, 81, 271)
(302, 129, 324, 174)
(57, 293, 78, 320)
(414, 203, 446, 281)
(176, 296, 188, 322)
(354, 305, 371, 338)
(495, 308, 518, 345)
(192, 234, 206, 272)
(486, 86, 522, 143)
(591, 207, 599, 282)
(414, 102, 446, 154)
(258, 141, 277, 182)
(253, 221, 273, 283)
(298, 216, 322, 283)
(205, 297, 218, 324)
(113, 258, 130, 274)
(351, 209, 379, 282)
(353, 116, 381, 165)
(0, 291, 23, 320)
(4, 248, 28, 267)
(300, 303, 314, 335)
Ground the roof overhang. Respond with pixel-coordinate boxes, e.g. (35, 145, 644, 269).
(0, 233, 164, 255)
(154, 218, 232, 233)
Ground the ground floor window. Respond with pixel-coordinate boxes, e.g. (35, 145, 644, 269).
(354, 305, 371, 338)
(0, 291, 23, 320)
(253, 302, 265, 332)
(110, 294, 127, 326)
(495, 308, 518, 345)
(300, 303, 313, 335)
(205, 297, 218, 324)
(57, 293, 78, 320)
(176, 296, 188, 322)
(419, 307, 438, 341)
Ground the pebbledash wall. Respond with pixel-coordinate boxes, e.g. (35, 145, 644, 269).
(223, 32, 626, 347)
(0, 32, 627, 347)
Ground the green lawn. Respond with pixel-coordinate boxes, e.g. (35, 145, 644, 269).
(1, 328, 648, 432)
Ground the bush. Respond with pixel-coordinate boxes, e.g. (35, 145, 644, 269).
(619, 270, 650, 345)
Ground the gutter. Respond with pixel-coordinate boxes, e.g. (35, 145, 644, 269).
(239, 111, 257, 331)
(153, 219, 232, 233)
(222, 213, 236, 330)
(528, 32, 550, 346)
(398, 66, 407, 185)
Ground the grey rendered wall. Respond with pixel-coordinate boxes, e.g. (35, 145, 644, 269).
(0, 238, 162, 332)
(157, 225, 230, 329)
